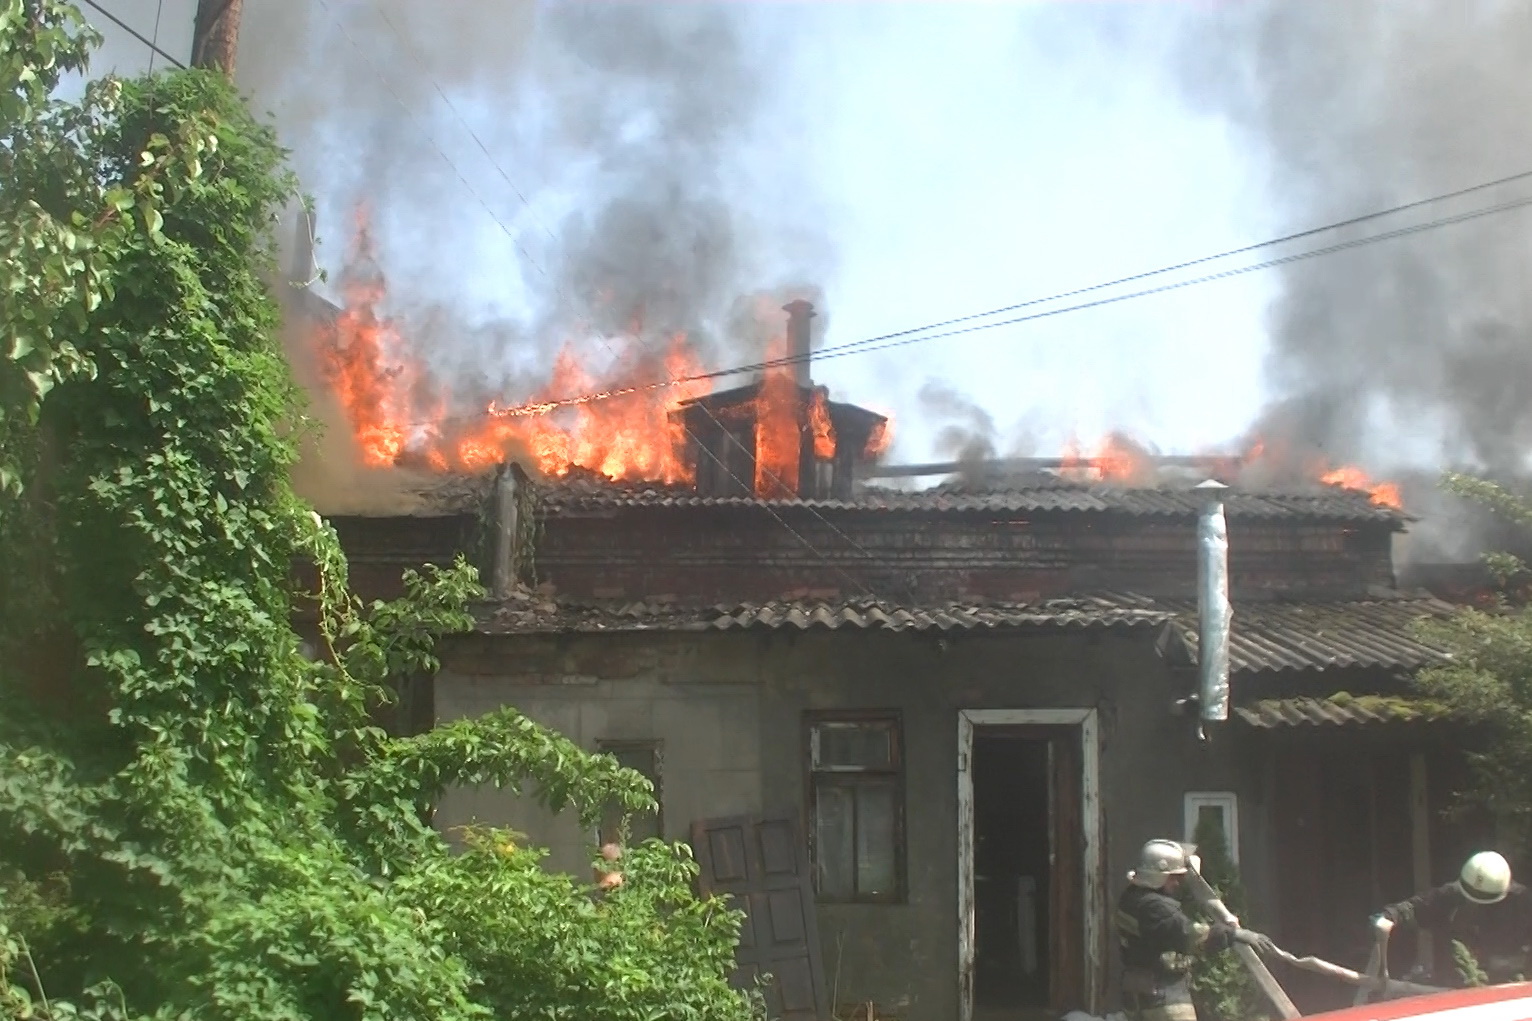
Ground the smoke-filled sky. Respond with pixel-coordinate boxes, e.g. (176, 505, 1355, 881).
(80, 0, 1532, 488)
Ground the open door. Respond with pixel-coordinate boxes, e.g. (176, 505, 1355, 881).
(959, 709, 1102, 1021)
(1048, 732, 1086, 1012)
(692, 813, 828, 1021)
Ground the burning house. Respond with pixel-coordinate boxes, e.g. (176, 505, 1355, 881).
(294, 279, 1492, 1021)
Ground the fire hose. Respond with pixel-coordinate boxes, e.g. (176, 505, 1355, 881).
(1268, 945, 1446, 1000)
(1184, 865, 1447, 1018)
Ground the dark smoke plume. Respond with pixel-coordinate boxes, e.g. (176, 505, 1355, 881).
(236, 2, 833, 511)
(1170, 0, 1532, 562)
(919, 380, 999, 465)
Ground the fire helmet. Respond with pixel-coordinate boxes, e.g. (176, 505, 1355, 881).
(1459, 851, 1513, 905)
(1129, 839, 1194, 889)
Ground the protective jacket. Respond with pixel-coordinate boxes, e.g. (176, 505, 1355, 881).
(1117, 883, 1235, 989)
(1381, 881, 1532, 984)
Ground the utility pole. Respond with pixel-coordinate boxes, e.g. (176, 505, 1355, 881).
(191, 0, 242, 78)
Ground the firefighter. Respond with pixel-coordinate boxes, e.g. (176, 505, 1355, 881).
(1117, 839, 1277, 1021)
(1371, 851, 1532, 985)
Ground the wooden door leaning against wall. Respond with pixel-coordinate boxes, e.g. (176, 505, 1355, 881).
(692, 813, 829, 1021)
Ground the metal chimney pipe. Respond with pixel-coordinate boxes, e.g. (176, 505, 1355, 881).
(1195, 479, 1232, 734)
(291, 204, 315, 287)
(783, 299, 815, 388)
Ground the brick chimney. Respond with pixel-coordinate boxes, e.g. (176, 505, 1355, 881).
(784, 299, 815, 388)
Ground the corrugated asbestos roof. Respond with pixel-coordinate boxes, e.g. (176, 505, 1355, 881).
(1162, 596, 1456, 674)
(535, 475, 1406, 524)
(478, 593, 1169, 636)
(475, 590, 1456, 676)
(1235, 695, 1455, 728)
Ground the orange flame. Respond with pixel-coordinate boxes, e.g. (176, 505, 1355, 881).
(319, 209, 424, 467)
(1319, 465, 1403, 509)
(319, 212, 708, 484)
(808, 387, 836, 461)
(1057, 431, 1155, 483)
(754, 335, 801, 499)
(863, 418, 891, 460)
(1051, 429, 1404, 508)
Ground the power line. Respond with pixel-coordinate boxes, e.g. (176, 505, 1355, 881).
(483, 181, 1532, 420)
(325, 0, 905, 601)
(363, 0, 913, 600)
(311, 0, 560, 291)
(78, 0, 186, 69)
(791, 189, 1532, 371)
(759, 165, 1532, 368)
(145, 0, 164, 74)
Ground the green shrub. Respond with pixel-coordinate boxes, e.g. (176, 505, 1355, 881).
(1188, 816, 1268, 1021)
(0, 6, 752, 1019)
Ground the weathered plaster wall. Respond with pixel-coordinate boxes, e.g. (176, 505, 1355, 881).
(434, 628, 1269, 1018)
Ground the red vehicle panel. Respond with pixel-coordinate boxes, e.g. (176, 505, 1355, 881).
(1303, 985, 1532, 1021)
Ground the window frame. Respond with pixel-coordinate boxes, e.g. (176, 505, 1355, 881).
(1183, 790, 1240, 865)
(804, 710, 906, 905)
(595, 739, 664, 847)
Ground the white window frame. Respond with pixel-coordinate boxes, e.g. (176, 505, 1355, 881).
(1184, 791, 1240, 865)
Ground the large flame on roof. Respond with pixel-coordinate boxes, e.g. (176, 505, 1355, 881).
(318, 209, 709, 484)
(754, 334, 802, 499)
(1055, 429, 1403, 508)
(1318, 466, 1402, 509)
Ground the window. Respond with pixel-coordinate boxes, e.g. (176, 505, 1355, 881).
(806, 713, 904, 903)
(1184, 791, 1239, 865)
(597, 741, 663, 846)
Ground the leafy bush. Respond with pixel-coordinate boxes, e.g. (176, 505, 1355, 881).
(0, 5, 751, 1019)
(1188, 817, 1268, 1021)
(1413, 473, 1532, 855)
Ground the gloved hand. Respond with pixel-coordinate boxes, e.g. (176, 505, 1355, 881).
(1371, 914, 1395, 937)
(1234, 928, 1278, 955)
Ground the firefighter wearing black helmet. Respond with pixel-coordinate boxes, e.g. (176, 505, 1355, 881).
(1116, 839, 1277, 1021)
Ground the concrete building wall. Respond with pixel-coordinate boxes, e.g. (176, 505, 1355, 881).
(433, 628, 1270, 1018)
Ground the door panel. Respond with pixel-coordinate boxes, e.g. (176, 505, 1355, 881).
(1049, 732, 1085, 1010)
(693, 813, 828, 1021)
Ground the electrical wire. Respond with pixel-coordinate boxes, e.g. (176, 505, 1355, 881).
(788, 189, 1532, 371)
(324, 1, 1532, 602)
(367, 0, 913, 600)
(146, 0, 164, 74)
(77, 0, 186, 69)
(482, 184, 1532, 419)
(323, 0, 903, 601)
(749, 165, 1532, 368)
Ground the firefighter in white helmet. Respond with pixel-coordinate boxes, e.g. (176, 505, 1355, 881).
(1371, 851, 1532, 985)
(1117, 839, 1277, 1021)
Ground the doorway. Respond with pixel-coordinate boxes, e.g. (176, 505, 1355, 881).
(958, 709, 1102, 1021)
(973, 733, 1051, 1011)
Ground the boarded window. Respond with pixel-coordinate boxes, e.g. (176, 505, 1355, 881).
(598, 741, 663, 846)
(806, 714, 904, 903)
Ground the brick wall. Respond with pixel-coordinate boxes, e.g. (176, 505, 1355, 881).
(530, 506, 1396, 603)
(311, 504, 1396, 606)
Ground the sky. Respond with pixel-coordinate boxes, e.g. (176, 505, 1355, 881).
(71, 0, 1532, 492)
(83, 0, 1281, 467)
